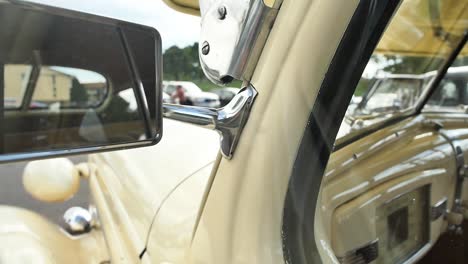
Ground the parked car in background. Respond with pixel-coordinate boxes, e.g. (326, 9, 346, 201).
(339, 66, 468, 139)
(162, 92, 171, 103)
(164, 81, 220, 108)
(211, 87, 240, 107)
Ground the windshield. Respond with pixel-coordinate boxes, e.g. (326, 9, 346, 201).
(359, 78, 426, 115)
(337, 0, 468, 141)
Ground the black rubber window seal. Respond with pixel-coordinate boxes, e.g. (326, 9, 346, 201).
(281, 0, 401, 263)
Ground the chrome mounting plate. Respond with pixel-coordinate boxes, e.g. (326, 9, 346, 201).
(163, 84, 258, 159)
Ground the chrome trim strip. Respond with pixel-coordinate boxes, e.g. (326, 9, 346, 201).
(453, 145, 466, 212)
(431, 197, 448, 221)
(163, 84, 257, 159)
(336, 239, 379, 264)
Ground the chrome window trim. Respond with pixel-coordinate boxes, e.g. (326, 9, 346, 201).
(430, 197, 448, 221)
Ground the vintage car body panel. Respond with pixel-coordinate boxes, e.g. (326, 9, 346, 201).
(88, 119, 219, 261)
(0, 206, 108, 263)
(188, 0, 362, 262)
(1, 0, 466, 263)
(161, 0, 279, 15)
(316, 114, 459, 262)
(162, 0, 200, 15)
(310, 111, 468, 262)
(145, 161, 217, 263)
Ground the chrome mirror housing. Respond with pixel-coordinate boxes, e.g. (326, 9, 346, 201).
(164, 85, 257, 159)
(164, 1, 282, 158)
(199, 0, 280, 85)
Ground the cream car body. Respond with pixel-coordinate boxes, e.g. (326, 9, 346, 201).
(88, 118, 219, 263)
(2, 0, 468, 263)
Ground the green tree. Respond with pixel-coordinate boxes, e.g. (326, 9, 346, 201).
(162, 42, 243, 91)
(163, 43, 207, 81)
(70, 78, 88, 105)
(371, 54, 444, 75)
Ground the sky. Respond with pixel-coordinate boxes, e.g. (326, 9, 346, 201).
(25, 0, 201, 50)
(51, 66, 106, 83)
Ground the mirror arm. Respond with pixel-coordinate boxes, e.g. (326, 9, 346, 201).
(163, 84, 257, 159)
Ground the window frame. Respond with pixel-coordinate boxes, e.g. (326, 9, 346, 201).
(281, 0, 403, 263)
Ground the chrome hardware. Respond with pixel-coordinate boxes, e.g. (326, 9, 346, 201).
(199, 0, 279, 85)
(163, 85, 257, 159)
(337, 239, 379, 264)
(202, 41, 210, 55)
(88, 204, 100, 228)
(422, 120, 443, 131)
(446, 144, 468, 234)
(430, 198, 447, 221)
(217, 5, 227, 20)
(63, 206, 92, 234)
(453, 146, 467, 212)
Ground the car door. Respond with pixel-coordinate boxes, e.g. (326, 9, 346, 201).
(186, 0, 404, 263)
(309, 6, 468, 264)
(185, 0, 468, 263)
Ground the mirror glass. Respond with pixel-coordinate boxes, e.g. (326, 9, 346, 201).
(0, 2, 162, 160)
(6, 65, 109, 109)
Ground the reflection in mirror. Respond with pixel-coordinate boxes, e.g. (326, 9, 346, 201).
(0, 1, 161, 160)
(6, 65, 109, 109)
(31, 66, 108, 109)
(4, 64, 32, 108)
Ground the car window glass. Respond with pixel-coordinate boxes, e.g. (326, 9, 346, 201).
(316, 1, 468, 264)
(338, 36, 467, 140)
(423, 45, 468, 112)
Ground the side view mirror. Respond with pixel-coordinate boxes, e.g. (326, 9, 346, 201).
(0, 1, 163, 162)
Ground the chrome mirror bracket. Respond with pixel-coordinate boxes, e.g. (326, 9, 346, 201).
(163, 84, 258, 159)
(198, 0, 280, 85)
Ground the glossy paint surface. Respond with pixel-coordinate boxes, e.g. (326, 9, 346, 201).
(0, 206, 108, 263)
(89, 118, 219, 261)
(189, 0, 362, 262)
(5, 0, 468, 263)
(315, 113, 468, 262)
(146, 161, 216, 263)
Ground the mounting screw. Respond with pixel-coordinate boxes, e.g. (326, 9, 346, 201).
(201, 41, 210, 55)
(217, 6, 227, 20)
